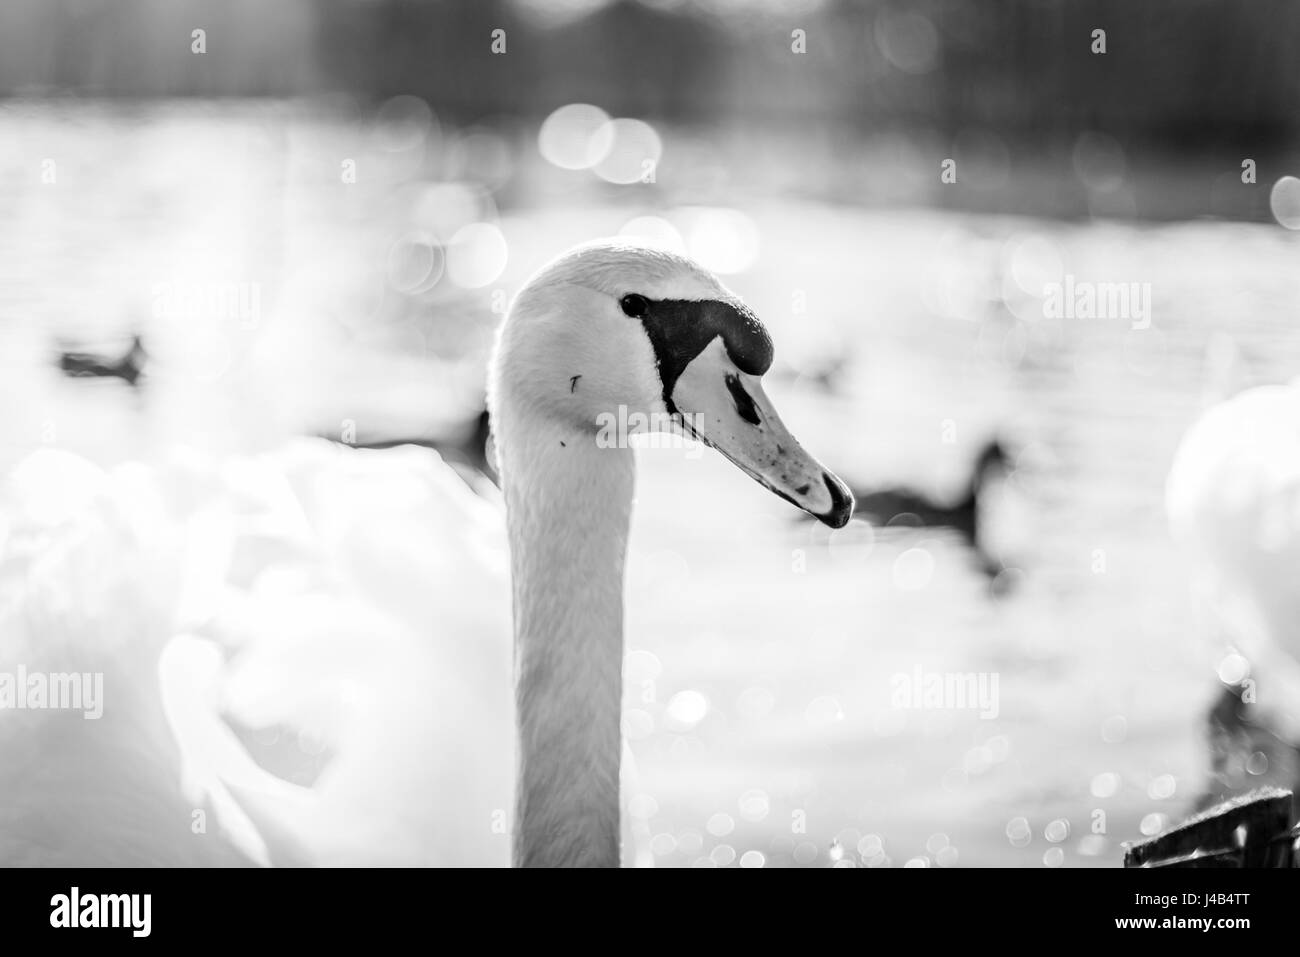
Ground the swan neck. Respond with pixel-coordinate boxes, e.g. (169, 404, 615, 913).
(502, 422, 633, 867)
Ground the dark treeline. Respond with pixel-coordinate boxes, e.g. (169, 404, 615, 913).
(2, 0, 1297, 150)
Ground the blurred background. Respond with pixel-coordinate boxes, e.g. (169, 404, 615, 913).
(3, 0, 1300, 868)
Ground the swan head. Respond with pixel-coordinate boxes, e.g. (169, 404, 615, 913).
(489, 240, 854, 527)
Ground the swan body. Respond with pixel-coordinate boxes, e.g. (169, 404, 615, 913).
(1, 440, 513, 866)
(2, 240, 852, 867)
(1166, 381, 1300, 774)
(1167, 385, 1300, 670)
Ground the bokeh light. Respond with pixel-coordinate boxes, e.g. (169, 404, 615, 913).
(678, 207, 760, 275)
(538, 103, 612, 170)
(666, 689, 710, 729)
(1269, 175, 1300, 229)
(738, 789, 771, 822)
(1006, 816, 1032, 848)
(446, 222, 508, 288)
(711, 844, 737, 866)
(892, 547, 935, 590)
(373, 94, 437, 152)
(1004, 234, 1064, 301)
(592, 118, 663, 185)
(875, 11, 939, 74)
(1216, 653, 1250, 685)
(413, 182, 498, 241)
(618, 215, 687, 254)
(386, 234, 444, 293)
(678, 830, 704, 856)
(1090, 771, 1121, 798)
(1077, 835, 1109, 857)
(1100, 715, 1128, 744)
(650, 832, 677, 856)
(1139, 813, 1169, 836)
(793, 842, 819, 865)
(628, 793, 659, 819)
(1147, 774, 1176, 800)
(828, 518, 876, 564)
(624, 649, 663, 684)
(963, 744, 993, 774)
(511, 0, 615, 29)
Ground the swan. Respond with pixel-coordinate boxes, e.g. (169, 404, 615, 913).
(490, 241, 853, 865)
(1, 240, 853, 868)
(1166, 380, 1300, 804)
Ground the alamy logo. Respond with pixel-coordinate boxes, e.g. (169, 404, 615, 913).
(595, 406, 705, 458)
(50, 887, 151, 937)
(1042, 274, 1151, 329)
(0, 665, 103, 719)
(890, 666, 999, 719)
(151, 281, 261, 328)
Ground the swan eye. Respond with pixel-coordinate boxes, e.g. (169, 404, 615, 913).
(620, 294, 650, 318)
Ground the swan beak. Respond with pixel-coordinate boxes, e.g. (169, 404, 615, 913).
(669, 338, 854, 528)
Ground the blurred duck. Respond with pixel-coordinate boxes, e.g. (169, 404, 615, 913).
(55, 333, 148, 387)
(349, 407, 497, 487)
(1166, 381, 1300, 815)
(825, 439, 1013, 581)
(0, 241, 853, 867)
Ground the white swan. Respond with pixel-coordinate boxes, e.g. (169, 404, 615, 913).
(0, 240, 853, 867)
(1166, 380, 1300, 742)
(1, 440, 513, 866)
(491, 242, 853, 865)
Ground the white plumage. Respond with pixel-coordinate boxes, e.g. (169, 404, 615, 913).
(1166, 380, 1300, 740)
(0, 441, 514, 866)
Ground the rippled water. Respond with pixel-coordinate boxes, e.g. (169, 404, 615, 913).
(3, 102, 1300, 866)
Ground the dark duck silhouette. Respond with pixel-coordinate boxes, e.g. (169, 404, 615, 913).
(342, 407, 496, 487)
(832, 439, 1013, 582)
(1195, 678, 1300, 822)
(56, 334, 148, 387)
